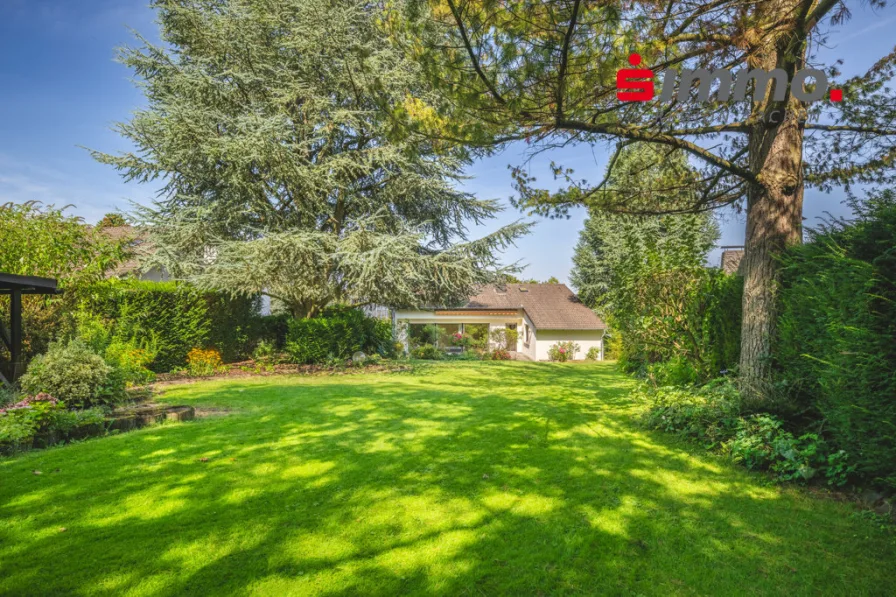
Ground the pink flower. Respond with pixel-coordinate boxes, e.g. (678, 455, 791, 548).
(559, 348, 566, 354)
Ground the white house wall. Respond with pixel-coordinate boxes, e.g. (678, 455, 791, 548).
(534, 329, 604, 361)
(519, 311, 538, 360)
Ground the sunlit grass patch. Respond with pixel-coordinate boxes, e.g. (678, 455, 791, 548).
(1, 361, 893, 596)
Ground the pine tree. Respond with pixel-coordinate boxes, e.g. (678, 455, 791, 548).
(93, 0, 529, 317)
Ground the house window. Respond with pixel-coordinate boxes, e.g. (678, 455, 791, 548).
(523, 324, 531, 346)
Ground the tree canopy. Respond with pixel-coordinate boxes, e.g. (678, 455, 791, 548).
(95, 0, 529, 318)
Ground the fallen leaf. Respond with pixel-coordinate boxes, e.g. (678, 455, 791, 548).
(198, 458, 209, 463)
(59, 527, 67, 533)
(32, 470, 41, 475)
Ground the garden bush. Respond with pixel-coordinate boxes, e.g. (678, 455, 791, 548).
(646, 355, 700, 387)
(640, 378, 742, 448)
(285, 309, 393, 364)
(585, 346, 601, 361)
(19, 340, 123, 408)
(410, 344, 443, 360)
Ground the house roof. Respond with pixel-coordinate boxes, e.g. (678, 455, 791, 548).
(720, 248, 745, 275)
(95, 225, 156, 277)
(463, 283, 606, 330)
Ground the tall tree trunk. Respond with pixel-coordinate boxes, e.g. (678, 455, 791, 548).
(740, 121, 804, 399)
(739, 3, 807, 401)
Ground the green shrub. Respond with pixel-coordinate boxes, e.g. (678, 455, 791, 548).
(285, 310, 393, 364)
(363, 354, 383, 367)
(80, 281, 209, 372)
(776, 190, 896, 487)
(252, 339, 277, 362)
(585, 346, 601, 361)
(47, 407, 107, 436)
(0, 385, 18, 408)
(410, 344, 443, 360)
(642, 380, 855, 486)
(256, 314, 291, 349)
(19, 340, 123, 408)
(104, 338, 158, 386)
(725, 416, 854, 486)
(205, 293, 262, 363)
(641, 379, 742, 448)
(548, 341, 580, 362)
(646, 356, 700, 387)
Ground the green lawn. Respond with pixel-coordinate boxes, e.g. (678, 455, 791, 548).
(1, 362, 893, 596)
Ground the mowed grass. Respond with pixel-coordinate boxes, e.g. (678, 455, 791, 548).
(1, 362, 894, 596)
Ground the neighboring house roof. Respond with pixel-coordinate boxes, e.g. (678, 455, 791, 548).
(720, 248, 745, 275)
(462, 283, 606, 330)
(96, 225, 156, 278)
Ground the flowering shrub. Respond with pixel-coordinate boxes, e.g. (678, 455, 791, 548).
(186, 348, 224, 376)
(548, 341, 580, 362)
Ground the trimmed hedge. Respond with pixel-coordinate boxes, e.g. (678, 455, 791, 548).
(285, 309, 393, 364)
(80, 280, 262, 372)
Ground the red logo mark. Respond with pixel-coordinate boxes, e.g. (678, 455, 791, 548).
(616, 53, 655, 102)
(830, 89, 843, 102)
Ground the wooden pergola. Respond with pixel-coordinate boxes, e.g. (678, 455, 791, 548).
(0, 273, 61, 384)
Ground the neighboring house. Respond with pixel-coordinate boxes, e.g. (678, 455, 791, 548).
(98, 225, 275, 314)
(720, 246, 745, 275)
(395, 283, 607, 361)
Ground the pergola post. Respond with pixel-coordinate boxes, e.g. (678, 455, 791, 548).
(10, 289, 22, 382)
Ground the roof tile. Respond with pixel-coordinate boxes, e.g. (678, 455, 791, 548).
(464, 284, 606, 330)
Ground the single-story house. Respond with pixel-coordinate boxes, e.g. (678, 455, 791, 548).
(395, 283, 607, 361)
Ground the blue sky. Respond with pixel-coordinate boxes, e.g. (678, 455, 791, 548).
(2, 1, 894, 284)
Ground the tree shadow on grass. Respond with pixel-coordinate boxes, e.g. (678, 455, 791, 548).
(1, 363, 893, 596)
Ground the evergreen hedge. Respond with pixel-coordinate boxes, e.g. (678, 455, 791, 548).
(80, 280, 261, 372)
(776, 191, 896, 487)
